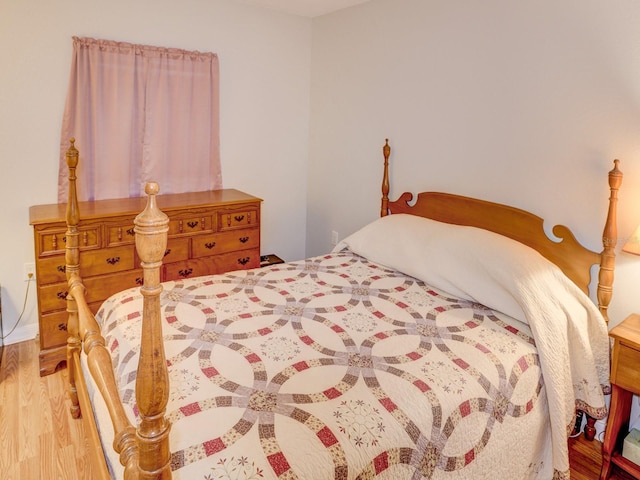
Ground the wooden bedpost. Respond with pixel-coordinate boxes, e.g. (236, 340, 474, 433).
(134, 182, 172, 480)
(582, 159, 623, 442)
(65, 138, 82, 419)
(381, 139, 391, 217)
(597, 159, 623, 325)
(65, 142, 139, 478)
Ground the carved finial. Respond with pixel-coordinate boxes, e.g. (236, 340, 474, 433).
(136, 182, 166, 228)
(66, 138, 79, 169)
(135, 182, 169, 262)
(609, 159, 623, 187)
(145, 181, 160, 196)
(66, 139, 80, 227)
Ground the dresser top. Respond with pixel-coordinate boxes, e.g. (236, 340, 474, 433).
(29, 189, 262, 225)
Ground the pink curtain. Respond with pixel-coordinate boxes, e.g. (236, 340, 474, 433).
(58, 37, 221, 202)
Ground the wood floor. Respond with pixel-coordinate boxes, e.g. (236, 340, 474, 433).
(0, 339, 636, 479)
(0, 339, 93, 479)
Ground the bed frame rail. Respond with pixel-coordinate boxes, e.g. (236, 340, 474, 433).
(65, 139, 172, 479)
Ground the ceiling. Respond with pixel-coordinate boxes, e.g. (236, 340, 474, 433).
(232, 0, 371, 17)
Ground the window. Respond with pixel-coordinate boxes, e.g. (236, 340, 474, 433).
(58, 37, 221, 202)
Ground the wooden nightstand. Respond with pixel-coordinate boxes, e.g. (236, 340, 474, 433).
(600, 313, 640, 479)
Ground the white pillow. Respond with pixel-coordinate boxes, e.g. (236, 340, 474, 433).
(334, 214, 569, 323)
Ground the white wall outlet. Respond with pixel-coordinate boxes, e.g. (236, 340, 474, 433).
(23, 262, 35, 281)
(331, 230, 339, 246)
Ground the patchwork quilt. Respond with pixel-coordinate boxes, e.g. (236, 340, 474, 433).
(93, 250, 556, 479)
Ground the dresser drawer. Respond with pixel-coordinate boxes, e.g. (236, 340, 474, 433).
(163, 237, 190, 264)
(612, 341, 640, 393)
(36, 245, 137, 285)
(80, 245, 136, 277)
(39, 310, 71, 349)
(163, 260, 208, 281)
(217, 206, 259, 231)
(209, 249, 260, 272)
(35, 224, 100, 257)
(192, 228, 260, 258)
(164, 249, 259, 281)
(38, 282, 73, 314)
(168, 214, 213, 236)
(39, 302, 102, 349)
(39, 269, 144, 314)
(36, 255, 68, 285)
(83, 269, 145, 304)
(105, 218, 137, 246)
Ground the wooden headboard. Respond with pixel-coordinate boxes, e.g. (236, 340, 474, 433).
(379, 139, 622, 323)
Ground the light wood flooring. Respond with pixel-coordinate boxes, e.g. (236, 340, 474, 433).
(0, 339, 93, 479)
(0, 339, 636, 479)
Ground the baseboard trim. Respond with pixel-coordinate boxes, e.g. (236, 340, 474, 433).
(2, 323, 38, 346)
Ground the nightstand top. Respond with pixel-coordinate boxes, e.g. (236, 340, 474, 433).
(610, 313, 640, 349)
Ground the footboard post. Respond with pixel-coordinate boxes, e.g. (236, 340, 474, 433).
(64, 138, 82, 419)
(134, 182, 172, 479)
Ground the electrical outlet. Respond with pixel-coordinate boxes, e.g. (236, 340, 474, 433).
(331, 230, 339, 246)
(24, 262, 35, 281)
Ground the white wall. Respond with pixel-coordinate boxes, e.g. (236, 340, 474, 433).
(309, 0, 640, 328)
(4, 0, 640, 346)
(0, 0, 311, 344)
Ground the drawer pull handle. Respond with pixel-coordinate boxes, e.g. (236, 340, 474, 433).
(57, 291, 68, 300)
(178, 268, 193, 278)
(237, 257, 250, 266)
(234, 215, 245, 223)
(57, 265, 66, 273)
(58, 323, 68, 331)
(106, 256, 121, 265)
(136, 277, 143, 285)
(205, 242, 217, 249)
(187, 221, 199, 229)
(164, 249, 172, 257)
(239, 236, 249, 243)
(117, 227, 133, 241)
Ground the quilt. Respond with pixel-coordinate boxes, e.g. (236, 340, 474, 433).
(89, 215, 609, 480)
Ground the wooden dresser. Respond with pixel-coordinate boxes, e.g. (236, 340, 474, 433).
(29, 189, 261, 376)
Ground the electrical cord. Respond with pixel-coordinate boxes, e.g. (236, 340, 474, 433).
(1, 273, 33, 340)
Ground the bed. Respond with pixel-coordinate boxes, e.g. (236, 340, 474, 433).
(62, 139, 623, 480)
